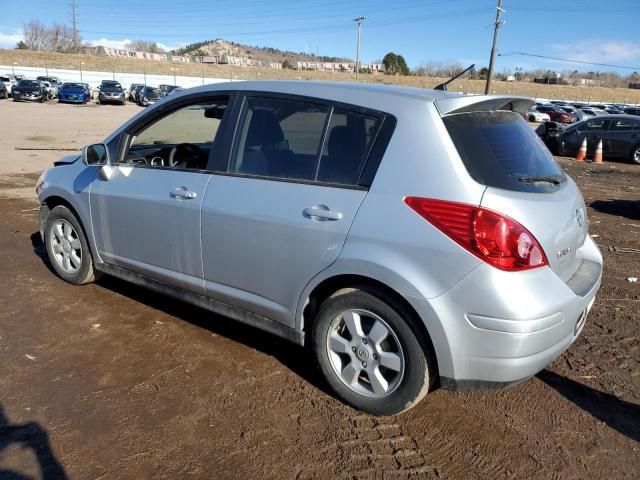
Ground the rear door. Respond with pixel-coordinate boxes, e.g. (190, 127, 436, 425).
(561, 118, 611, 155)
(200, 95, 384, 326)
(606, 117, 640, 158)
(442, 110, 588, 282)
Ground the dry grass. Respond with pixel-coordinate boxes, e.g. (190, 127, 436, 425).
(2, 48, 640, 103)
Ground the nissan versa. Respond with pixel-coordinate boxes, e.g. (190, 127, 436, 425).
(36, 82, 602, 415)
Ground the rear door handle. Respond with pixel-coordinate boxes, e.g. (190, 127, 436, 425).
(171, 187, 197, 199)
(303, 205, 343, 221)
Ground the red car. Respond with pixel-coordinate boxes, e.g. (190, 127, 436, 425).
(535, 105, 577, 124)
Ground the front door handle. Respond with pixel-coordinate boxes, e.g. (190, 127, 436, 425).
(303, 205, 343, 221)
(171, 187, 197, 199)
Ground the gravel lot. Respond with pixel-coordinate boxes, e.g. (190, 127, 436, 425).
(0, 99, 638, 479)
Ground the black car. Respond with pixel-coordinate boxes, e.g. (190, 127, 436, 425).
(0, 82, 7, 99)
(12, 79, 48, 102)
(624, 107, 640, 117)
(98, 80, 126, 105)
(132, 84, 145, 103)
(137, 86, 160, 107)
(538, 115, 640, 164)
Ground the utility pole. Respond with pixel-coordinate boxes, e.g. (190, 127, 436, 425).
(70, 0, 79, 54)
(354, 16, 366, 81)
(484, 0, 504, 94)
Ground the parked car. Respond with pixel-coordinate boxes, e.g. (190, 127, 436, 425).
(36, 82, 603, 415)
(41, 81, 55, 100)
(535, 105, 577, 123)
(623, 107, 640, 116)
(159, 84, 180, 96)
(81, 83, 92, 99)
(523, 108, 550, 122)
(0, 82, 8, 99)
(12, 79, 48, 102)
(579, 107, 609, 119)
(538, 115, 640, 164)
(36, 76, 60, 98)
(58, 82, 89, 104)
(98, 80, 126, 105)
(137, 86, 160, 106)
(0, 75, 17, 96)
(128, 83, 142, 101)
(131, 84, 145, 103)
(557, 106, 588, 122)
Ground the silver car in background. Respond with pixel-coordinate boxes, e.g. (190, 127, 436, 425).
(36, 81, 602, 415)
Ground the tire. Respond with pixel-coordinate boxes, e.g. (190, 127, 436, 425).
(529, 115, 536, 122)
(630, 145, 640, 165)
(44, 205, 97, 285)
(311, 287, 434, 415)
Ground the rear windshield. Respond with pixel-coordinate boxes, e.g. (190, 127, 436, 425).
(443, 111, 565, 193)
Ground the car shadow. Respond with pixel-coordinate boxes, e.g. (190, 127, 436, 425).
(589, 200, 640, 220)
(95, 274, 335, 397)
(30, 230, 333, 398)
(0, 405, 68, 480)
(537, 369, 640, 442)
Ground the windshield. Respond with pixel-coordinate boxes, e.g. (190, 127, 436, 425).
(443, 111, 565, 193)
(0, 77, 9, 82)
(18, 80, 39, 87)
(62, 83, 84, 89)
(102, 82, 122, 89)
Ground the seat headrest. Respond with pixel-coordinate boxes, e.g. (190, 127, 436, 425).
(245, 109, 285, 148)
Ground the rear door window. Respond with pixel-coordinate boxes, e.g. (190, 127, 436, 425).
(443, 111, 565, 193)
(231, 96, 382, 186)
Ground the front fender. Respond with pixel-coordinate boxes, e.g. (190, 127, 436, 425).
(38, 163, 100, 261)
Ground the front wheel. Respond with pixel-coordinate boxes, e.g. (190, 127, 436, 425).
(44, 205, 98, 285)
(311, 288, 434, 415)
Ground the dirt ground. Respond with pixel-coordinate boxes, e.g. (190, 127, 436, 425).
(0, 99, 638, 480)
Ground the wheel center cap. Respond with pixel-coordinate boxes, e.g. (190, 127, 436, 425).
(63, 240, 71, 253)
(356, 347, 369, 361)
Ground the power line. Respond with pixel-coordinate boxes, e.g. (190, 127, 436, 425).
(499, 51, 640, 71)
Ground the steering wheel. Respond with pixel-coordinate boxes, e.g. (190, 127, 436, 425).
(168, 143, 205, 168)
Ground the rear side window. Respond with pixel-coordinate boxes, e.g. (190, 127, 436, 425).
(443, 111, 565, 193)
(231, 96, 382, 186)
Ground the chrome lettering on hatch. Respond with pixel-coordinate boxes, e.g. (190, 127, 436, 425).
(557, 247, 572, 259)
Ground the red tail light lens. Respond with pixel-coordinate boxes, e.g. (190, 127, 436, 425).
(404, 197, 548, 271)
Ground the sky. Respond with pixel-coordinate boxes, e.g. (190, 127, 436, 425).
(2, 0, 640, 75)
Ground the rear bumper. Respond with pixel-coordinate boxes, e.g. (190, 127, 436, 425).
(406, 236, 602, 387)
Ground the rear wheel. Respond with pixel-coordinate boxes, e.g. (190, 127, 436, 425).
(44, 205, 97, 285)
(630, 145, 640, 165)
(311, 288, 433, 415)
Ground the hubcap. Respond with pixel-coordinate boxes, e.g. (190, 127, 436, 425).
(326, 309, 405, 398)
(634, 148, 640, 163)
(49, 219, 82, 274)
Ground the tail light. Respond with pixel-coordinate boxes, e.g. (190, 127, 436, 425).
(404, 197, 548, 271)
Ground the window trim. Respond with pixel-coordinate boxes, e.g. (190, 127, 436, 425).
(224, 91, 393, 189)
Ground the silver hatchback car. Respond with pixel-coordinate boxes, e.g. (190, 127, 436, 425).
(37, 81, 602, 415)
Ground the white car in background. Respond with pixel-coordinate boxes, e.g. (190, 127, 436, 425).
(0, 75, 17, 96)
(523, 108, 551, 123)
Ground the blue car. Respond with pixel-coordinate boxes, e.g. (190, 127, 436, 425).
(58, 82, 89, 104)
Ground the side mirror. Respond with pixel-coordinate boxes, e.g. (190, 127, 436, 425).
(82, 143, 109, 166)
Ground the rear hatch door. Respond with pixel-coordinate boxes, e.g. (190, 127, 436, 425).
(440, 104, 587, 282)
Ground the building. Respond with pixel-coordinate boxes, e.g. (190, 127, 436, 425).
(295, 61, 384, 73)
(86, 46, 191, 63)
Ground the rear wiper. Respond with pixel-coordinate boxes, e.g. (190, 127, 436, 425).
(517, 175, 562, 185)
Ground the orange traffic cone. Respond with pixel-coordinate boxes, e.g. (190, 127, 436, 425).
(575, 137, 587, 162)
(593, 139, 603, 164)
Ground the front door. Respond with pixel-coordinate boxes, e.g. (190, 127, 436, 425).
(90, 96, 231, 293)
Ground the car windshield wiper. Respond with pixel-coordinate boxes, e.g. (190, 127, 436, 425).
(517, 175, 562, 185)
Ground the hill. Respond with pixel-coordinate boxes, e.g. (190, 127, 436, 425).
(171, 38, 352, 64)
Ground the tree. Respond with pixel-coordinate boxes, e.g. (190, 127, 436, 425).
(382, 52, 409, 76)
(16, 41, 29, 50)
(125, 40, 165, 53)
(23, 20, 49, 51)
